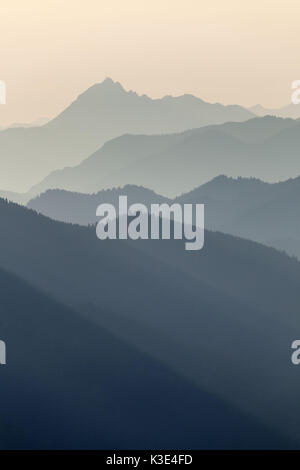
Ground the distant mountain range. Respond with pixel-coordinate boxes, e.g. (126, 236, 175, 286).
(0, 77, 254, 193)
(27, 174, 300, 260)
(0, 197, 300, 447)
(28, 185, 169, 225)
(176, 174, 300, 259)
(3, 74, 300, 450)
(0, 117, 49, 131)
(16, 115, 298, 200)
(249, 103, 300, 119)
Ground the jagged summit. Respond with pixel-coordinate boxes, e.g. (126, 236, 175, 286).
(76, 77, 127, 101)
(0, 77, 255, 192)
(98, 76, 124, 90)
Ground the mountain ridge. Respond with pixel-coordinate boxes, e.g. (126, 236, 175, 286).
(27, 174, 300, 260)
(1, 196, 300, 445)
(19, 115, 300, 199)
(0, 77, 254, 192)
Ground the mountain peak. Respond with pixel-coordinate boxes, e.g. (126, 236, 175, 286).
(103, 76, 114, 83)
(102, 76, 121, 86)
(98, 77, 125, 91)
(76, 77, 126, 102)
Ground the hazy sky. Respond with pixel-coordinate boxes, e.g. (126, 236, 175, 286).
(1, 0, 300, 126)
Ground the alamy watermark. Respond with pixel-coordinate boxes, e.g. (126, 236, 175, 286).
(291, 340, 300, 365)
(0, 341, 6, 365)
(0, 80, 6, 104)
(96, 196, 204, 251)
(291, 80, 300, 104)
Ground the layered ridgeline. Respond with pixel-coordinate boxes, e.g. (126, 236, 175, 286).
(28, 175, 300, 259)
(2, 267, 268, 450)
(249, 103, 300, 119)
(0, 198, 300, 447)
(176, 175, 300, 259)
(22, 116, 300, 200)
(28, 185, 169, 225)
(0, 78, 254, 193)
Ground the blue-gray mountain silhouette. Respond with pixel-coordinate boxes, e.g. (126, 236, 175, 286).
(3, 267, 280, 449)
(0, 78, 254, 193)
(23, 116, 300, 199)
(28, 185, 170, 225)
(28, 175, 300, 259)
(250, 103, 300, 119)
(0, 198, 300, 447)
(175, 175, 300, 259)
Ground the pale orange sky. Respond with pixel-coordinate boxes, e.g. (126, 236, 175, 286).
(0, 0, 300, 126)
